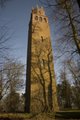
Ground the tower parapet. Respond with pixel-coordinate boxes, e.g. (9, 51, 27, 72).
(32, 6, 45, 16)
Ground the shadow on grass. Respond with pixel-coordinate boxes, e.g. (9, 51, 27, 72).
(55, 111, 80, 119)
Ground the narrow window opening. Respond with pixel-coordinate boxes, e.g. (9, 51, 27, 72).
(44, 18, 47, 22)
(39, 17, 42, 22)
(41, 36, 43, 42)
(35, 16, 38, 20)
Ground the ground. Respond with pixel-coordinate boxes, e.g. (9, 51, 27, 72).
(0, 111, 80, 120)
(0, 113, 55, 120)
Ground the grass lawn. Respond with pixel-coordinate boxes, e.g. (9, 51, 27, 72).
(0, 110, 80, 119)
(0, 113, 32, 120)
(0, 113, 55, 120)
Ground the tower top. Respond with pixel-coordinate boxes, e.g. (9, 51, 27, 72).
(32, 6, 45, 16)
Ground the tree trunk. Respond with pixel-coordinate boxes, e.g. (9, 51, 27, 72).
(77, 0, 80, 8)
(65, 1, 80, 54)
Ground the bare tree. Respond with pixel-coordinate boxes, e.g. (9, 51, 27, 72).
(57, 59, 80, 109)
(59, 68, 72, 108)
(67, 59, 80, 108)
(0, 58, 24, 101)
(40, 0, 80, 57)
(0, 25, 11, 69)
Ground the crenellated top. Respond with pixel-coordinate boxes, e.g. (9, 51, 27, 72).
(32, 6, 45, 16)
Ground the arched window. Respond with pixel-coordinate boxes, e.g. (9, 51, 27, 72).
(39, 17, 42, 22)
(44, 18, 47, 22)
(35, 16, 38, 20)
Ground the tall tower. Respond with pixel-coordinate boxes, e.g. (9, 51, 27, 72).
(25, 6, 59, 113)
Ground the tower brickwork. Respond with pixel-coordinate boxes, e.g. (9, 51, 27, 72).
(25, 6, 59, 113)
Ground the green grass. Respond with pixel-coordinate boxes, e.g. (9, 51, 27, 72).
(0, 111, 80, 119)
(0, 113, 32, 119)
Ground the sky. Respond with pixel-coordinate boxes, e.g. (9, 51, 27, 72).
(0, 0, 43, 64)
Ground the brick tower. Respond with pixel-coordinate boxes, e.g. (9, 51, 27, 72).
(25, 6, 59, 113)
